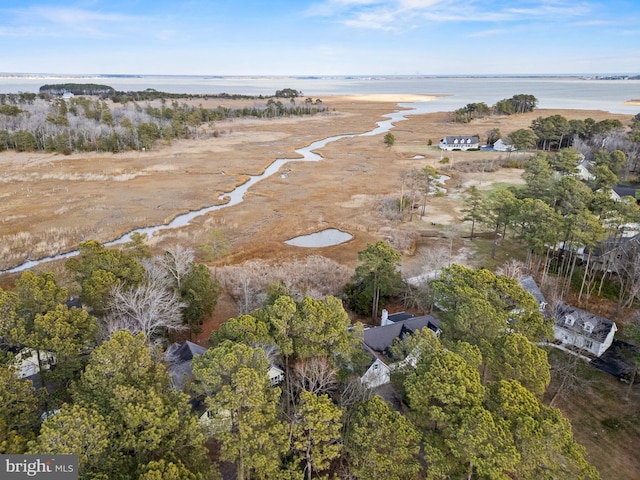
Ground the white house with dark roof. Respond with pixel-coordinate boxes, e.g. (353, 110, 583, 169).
(552, 303, 617, 357)
(360, 313, 440, 388)
(439, 136, 479, 151)
(166, 340, 285, 392)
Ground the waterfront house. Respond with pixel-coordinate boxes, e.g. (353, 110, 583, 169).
(439, 136, 479, 151)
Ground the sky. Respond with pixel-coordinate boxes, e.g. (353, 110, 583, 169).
(1, 0, 639, 76)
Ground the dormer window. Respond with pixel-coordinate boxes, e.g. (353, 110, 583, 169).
(565, 314, 576, 326)
(584, 322, 594, 333)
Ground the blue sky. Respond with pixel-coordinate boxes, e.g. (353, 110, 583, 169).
(1, 0, 639, 76)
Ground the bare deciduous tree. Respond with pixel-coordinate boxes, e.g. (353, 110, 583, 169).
(335, 377, 372, 410)
(418, 245, 450, 277)
(106, 283, 187, 343)
(292, 356, 338, 396)
(141, 257, 173, 289)
(219, 256, 352, 312)
(496, 258, 527, 279)
(615, 239, 640, 311)
(159, 244, 194, 290)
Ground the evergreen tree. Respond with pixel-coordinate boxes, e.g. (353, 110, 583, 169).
(345, 395, 421, 479)
(346, 241, 404, 324)
(192, 341, 287, 480)
(291, 390, 343, 480)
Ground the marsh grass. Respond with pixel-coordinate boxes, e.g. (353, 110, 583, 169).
(0, 226, 83, 270)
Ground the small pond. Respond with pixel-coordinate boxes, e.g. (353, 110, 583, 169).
(285, 229, 353, 248)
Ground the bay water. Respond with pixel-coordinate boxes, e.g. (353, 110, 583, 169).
(1, 74, 639, 114)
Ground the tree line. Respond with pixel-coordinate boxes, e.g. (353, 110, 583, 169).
(37, 83, 297, 103)
(0, 90, 327, 154)
(451, 94, 538, 123)
(491, 115, 627, 153)
(0, 243, 600, 478)
(456, 146, 640, 309)
(450, 94, 640, 168)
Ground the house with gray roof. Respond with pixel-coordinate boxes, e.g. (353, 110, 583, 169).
(166, 341, 285, 392)
(360, 313, 440, 388)
(493, 138, 515, 152)
(439, 136, 479, 151)
(165, 340, 207, 391)
(552, 303, 617, 357)
(518, 276, 548, 313)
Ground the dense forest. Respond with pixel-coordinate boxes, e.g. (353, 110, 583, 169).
(0, 235, 602, 479)
(0, 86, 326, 154)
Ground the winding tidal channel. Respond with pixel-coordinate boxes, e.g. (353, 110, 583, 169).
(4, 100, 435, 274)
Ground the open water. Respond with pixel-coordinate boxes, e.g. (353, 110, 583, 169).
(0, 74, 639, 114)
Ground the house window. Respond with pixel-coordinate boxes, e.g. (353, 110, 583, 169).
(564, 314, 576, 326)
(583, 322, 594, 333)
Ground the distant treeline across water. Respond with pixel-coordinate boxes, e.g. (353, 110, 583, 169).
(1, 75, 639, 114)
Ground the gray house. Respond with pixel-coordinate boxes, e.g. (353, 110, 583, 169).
(552, 303, 617, 357)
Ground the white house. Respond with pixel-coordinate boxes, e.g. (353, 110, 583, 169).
(574, 160, 595, 182)
(552, 303, 617, 357)
(360, 356, 392, 389)
(439, 136, 479, 151)
(360, 314, 440, 388)
(493, 138, 515, 152)
(268, 365, 285, 386)
(166, 341, 286, 390)
(9, 347, 56, 379)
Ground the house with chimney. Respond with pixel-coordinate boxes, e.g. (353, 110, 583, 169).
(360, 311, 440, 388)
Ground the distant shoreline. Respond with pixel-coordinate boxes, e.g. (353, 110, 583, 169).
(327, 94, 444, 103)
(1, 73, 639, 80)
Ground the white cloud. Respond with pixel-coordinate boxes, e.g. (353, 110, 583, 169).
(0, 6, 146, 39)
(308, 0, 599, 30)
